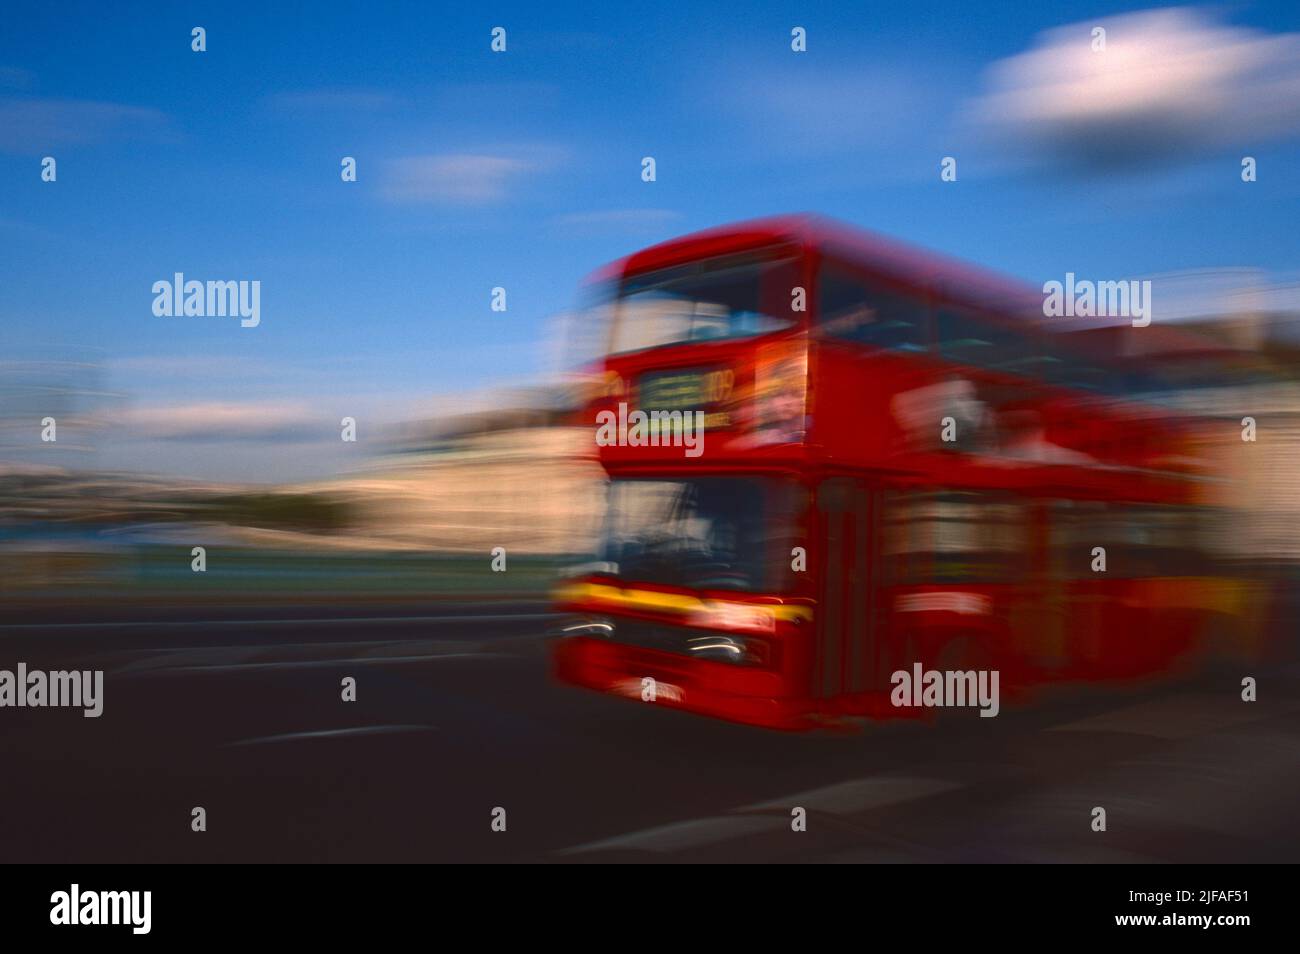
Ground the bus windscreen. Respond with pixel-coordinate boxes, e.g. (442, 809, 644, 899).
(598, 476, 799, 592)
(609, 254, 800, 355)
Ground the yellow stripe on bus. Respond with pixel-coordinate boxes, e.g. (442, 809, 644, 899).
(557, 578, 1246, 626)
(1136, 577, 1251, 615)
(554, 582, 814, 623)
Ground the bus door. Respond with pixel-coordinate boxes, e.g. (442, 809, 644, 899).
(814, 477, 885, 699)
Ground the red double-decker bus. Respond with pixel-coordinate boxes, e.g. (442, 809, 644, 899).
(553, 215, 1254, 730)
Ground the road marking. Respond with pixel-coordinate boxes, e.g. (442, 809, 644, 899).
(1046, 692, 1300, 740)
(740, 776, 965, 814)
(560, 775, 967, 856)
(112, 647, 268, 674)
(559, 815, 787, 855)
(120, 652, 500, 676)
(226, 724, 438, 746)
(109, 639, 493, 674)
(0, 612, 556, 633)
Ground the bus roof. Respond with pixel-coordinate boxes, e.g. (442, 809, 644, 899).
(587, 213, 1044, 316)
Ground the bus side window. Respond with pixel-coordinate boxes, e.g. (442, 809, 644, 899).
(1049, 500, 1203, 579)
(935, 306, 1035, 377)
(1123, 504, 1204, 578)
(818, 264, 928, 353)
(882, 490, 923, 586)
(884, 490, 1028, 584)
(1051, 499, 1114, 579)
(1032, 332, 1118, 393)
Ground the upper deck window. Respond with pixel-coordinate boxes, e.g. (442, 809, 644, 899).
(608, 253, 801, 355)
(935, 305, 1124, 393)
(936, 306, 1035, 373)
(817, 263, 928, 352)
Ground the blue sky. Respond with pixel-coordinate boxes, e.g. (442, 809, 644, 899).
(2, 1, 1298, 480)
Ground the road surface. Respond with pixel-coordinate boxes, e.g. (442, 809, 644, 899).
(2, 602, 1296, 863)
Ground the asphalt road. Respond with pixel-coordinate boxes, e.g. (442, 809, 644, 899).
(1, 603, 1297, 863)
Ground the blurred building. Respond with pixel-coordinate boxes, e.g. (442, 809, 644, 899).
(292, 385, 605, 556)
(1067, 292, 1300, 564)
(0, 358, 113, 467)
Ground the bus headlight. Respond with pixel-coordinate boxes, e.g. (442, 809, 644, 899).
(687, 634, 746, 661)
(686, 633, 770, 666)
(558, 617, 615, 638)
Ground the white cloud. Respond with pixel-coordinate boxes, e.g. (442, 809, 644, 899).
(0, 96, 168, 154)
(106, 355, 287, 378)
(264, 88, 398, 113)
(116, 401, 318, 442)
(381, 152, 549, 204)
(967, 7, 1300, 169)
